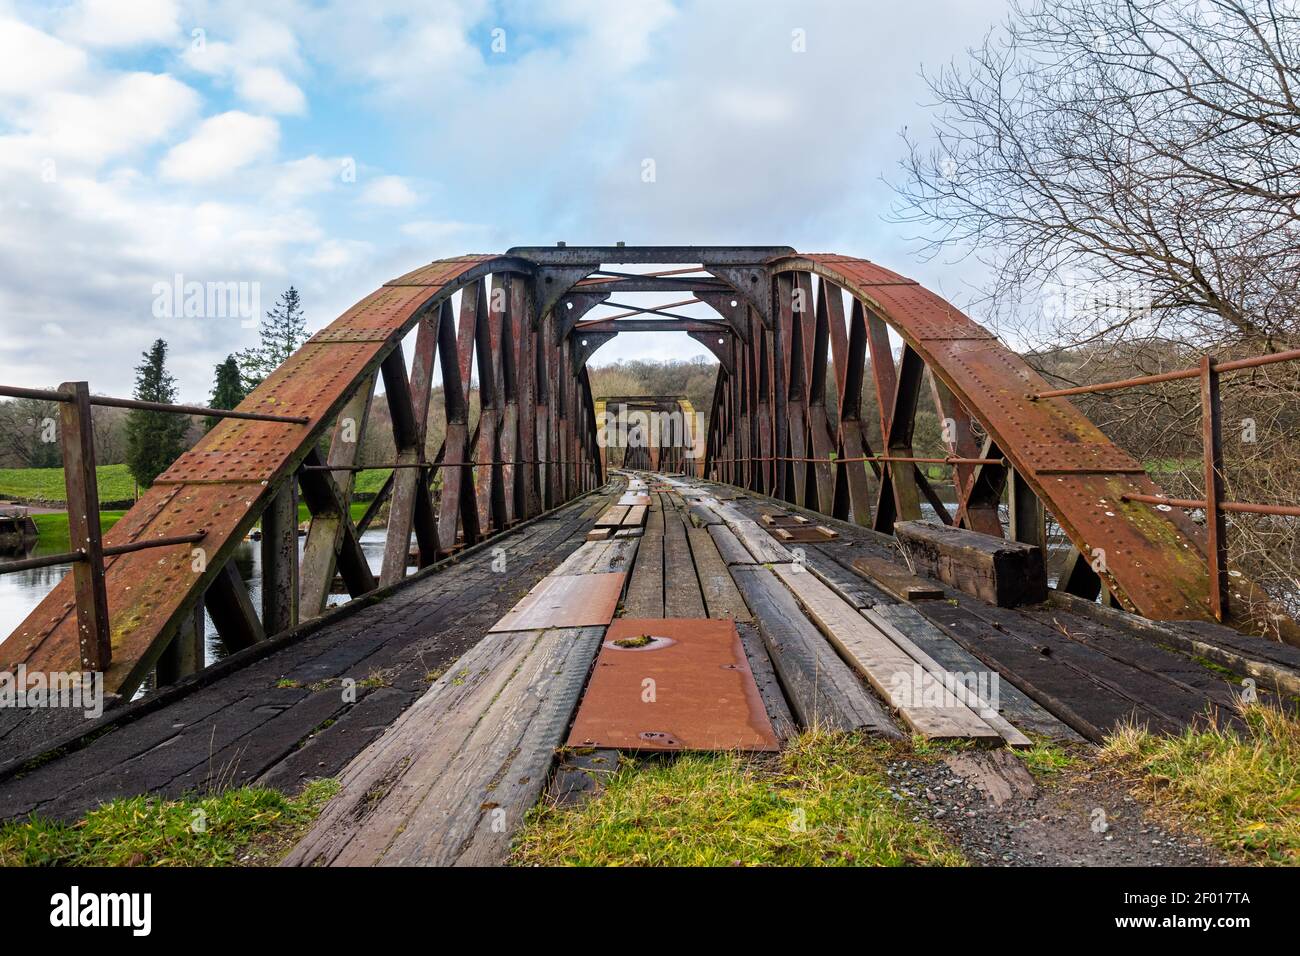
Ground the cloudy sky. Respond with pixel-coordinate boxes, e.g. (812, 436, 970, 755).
(0, 0, 1009, 399)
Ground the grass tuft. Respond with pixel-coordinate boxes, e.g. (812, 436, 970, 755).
(512, 730, 963, 867)
(0, 780, 339, 867)
(1100, 702, 1299, 864)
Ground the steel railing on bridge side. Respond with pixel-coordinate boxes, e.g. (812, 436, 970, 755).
(0, 381, 309, 671)
(1027, 348, 1300, 622)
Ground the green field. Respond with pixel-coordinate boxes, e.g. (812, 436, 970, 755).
(31, 512, 126, 554)
(0, 464, 138, 504)
(0, 465, 393, 507)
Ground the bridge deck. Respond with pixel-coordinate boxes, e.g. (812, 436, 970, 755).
(0, 486, 615, 822)
(1, 473, 1296, 862)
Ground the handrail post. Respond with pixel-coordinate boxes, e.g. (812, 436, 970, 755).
(58, 381, 110, 670)
(1201, 355, 1229, 621)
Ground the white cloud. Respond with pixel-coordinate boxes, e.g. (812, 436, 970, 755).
(235, 65, 306, 115)
(158, 111, 280, 182)
(60, 0, 180, 49)
(181, 18, 306, 115)
(0, 70, 199, 175)
(271, 154, 345, 198)
(360, 175, 418, 207)
(0, 17, 89, 96)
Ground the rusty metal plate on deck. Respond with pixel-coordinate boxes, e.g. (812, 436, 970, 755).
(567, 618, 779, 751)
(489, 573, 626, 632)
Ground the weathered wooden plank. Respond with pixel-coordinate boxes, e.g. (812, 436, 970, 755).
(730, 566, 902, 738)
(871, 602, 1081, 741)
(687, 500, 722, 526)
(799, 545, 887, 609)
(588, 538, 639, 574)
(957, 598, 1241, 729)
(738, 624, 798, 742)
(728, 517, 796, 564)
(686, 526, 750, 621)
(595, 505, 629, 528)
(916, 598, 1179, 741)
(894, 520, 1046, 607)
(621, 504, 647, 527)
(488, 573, 624, 632)
(863, 608, 1031, 747)
(1048, 591, 1300, 697)
(771, 564, 1001, 742)
(285, 626, 603, 867)
(663, 509, 707, 618)
(707, 524, 754, 566)
(850, 555, 944, 602)
(554, 541, 611, 575)
(623, 496, 664, 616)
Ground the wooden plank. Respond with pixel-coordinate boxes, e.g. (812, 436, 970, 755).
(916, 598, 1180, 741)
(285, 626, 602, 867)
(738, 624, 798, 742)
(871, 602, 1081, 741)
(864, 608, 1032, 748)
(554, 541, 608, 575)
(614, 527, 644, 539)
(773, 525, 839, 542)
(850, 555, 944, 602)
(663, 509, 707, 618)
(771, 564, 1001, 742)
(585, 527, 613, 541)
(686, 526, 751, 621)
(621, 504, 647, 527)
(588, 538, 639, 574)
(687, 501, 722, 526)
(707, 524, 753, 566)
(729, 517, 795, 564)
(623, 502, 664, 617)
(894, 520, 1046, 607)
(595, 505, 630, 528)
(730, 566, 902, 738)
(488, 573, 624, 632)
(799, 546, 887, 610)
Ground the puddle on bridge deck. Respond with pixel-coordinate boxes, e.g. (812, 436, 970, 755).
(0, 527, 394, 674)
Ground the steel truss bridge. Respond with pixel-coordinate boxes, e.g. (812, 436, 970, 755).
(5, 246, 1297, 698)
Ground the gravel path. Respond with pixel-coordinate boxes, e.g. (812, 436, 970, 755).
(887, 749, 1228, 866)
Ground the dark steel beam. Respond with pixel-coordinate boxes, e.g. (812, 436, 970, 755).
(507, 245, 793, 265)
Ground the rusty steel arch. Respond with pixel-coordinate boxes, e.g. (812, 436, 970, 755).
(7, 245, 1295, 698)
(6, 254, 608, 696)
(701, 252, 1295, 641)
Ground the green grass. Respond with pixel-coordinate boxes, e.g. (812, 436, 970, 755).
(293, 501, 369, 526)
(1101, 702, 1299, 864)
(0, 464, 137, 504)
(31, 511, 126, 554)
(512, 731, 964, 867)
(23, 500, 368, 553)
(1143, 457, 1197, 475)
(0, 780, 339, 867)
(353, 468, 391, 496)
(1018, 738, 1081, 776)
(0, 465, 391, 506)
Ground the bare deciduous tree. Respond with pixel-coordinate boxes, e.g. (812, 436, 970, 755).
(895, 0, 1300, 621)
(895, 0, 1300, 352)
